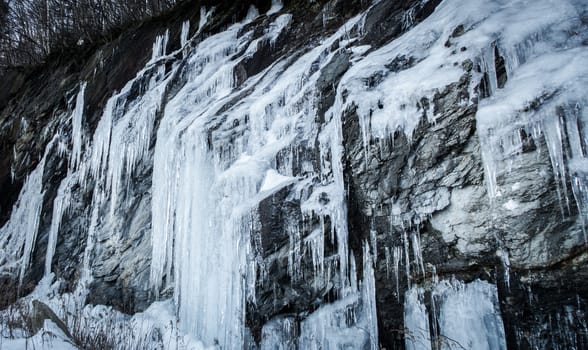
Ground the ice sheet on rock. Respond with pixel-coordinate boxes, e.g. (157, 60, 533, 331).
(33, 29, 184, 310)
(336, 0, 472, 149)
(404, 287, 432, 350)
(151, 21, 251, 294)
(198, 6, 214, 33)
(85, 52, 176, 215)
(267, 14, 291, 46)
(404, 279, 507, 350)
(464, 0, 588, 211)
(334, 0, 588, 205)
(245, 5, 260, 22)
(434, 279, 507, 350)
(260, 317, 297, 350)
(299, 243, 378, 350)
(477, 47, 588, 221)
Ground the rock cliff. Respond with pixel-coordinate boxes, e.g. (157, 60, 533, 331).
(1, 0, 587, 348)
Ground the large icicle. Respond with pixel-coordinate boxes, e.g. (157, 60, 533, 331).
(150, 11, 373, 347)
(44, 174, 74, 277)
(69, 82, 87, 171)
(0, 137, 57, 283)
(151, 20, 259, 349)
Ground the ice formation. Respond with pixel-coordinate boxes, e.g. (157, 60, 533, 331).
(405, 280, 507, 350)
(2, 0, 587, 348)
(0, 136, 59, 284)
(148, 9, 379, 347)
(404, 287, 432, 350)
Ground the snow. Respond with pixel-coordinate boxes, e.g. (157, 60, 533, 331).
(1, 321, 77, 350)
(259, 169, 296, 194)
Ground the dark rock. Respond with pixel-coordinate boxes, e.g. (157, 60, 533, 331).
(494, 45, 508, 89)
(451, 24, 465, 38)
(31, 300, 72, 339)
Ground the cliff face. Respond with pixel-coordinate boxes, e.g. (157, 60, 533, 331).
(1, 0, 587, 349)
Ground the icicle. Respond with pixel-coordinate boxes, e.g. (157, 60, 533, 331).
(393, 246, 402, 298)
(88, 97, 114, 182)
(384, 246, 391, 279)
(151, 30, 169, 61)
(479, 44, 498, 96)
(403, 230, 411, 287)
(287, 218, 303, 282)
(70, 82, 87, 171)
(306, 225, 325, 281)
(349, 251, 358, 293)
(370, 225, 378, 263)
(0, 137, 59, 284)
(15, 161, 45, 284)
(543, 114, 572, 216)
(497, 249, 511, 290)
(180, 20, 190, 47)
(44, 174, 74, 277)
(361, 242, 379, 350)
(411, 231, 425, 277)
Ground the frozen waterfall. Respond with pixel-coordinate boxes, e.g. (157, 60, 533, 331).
(1, 0, 587, 348)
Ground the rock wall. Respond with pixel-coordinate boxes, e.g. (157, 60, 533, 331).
(1, 0, 587, 348)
